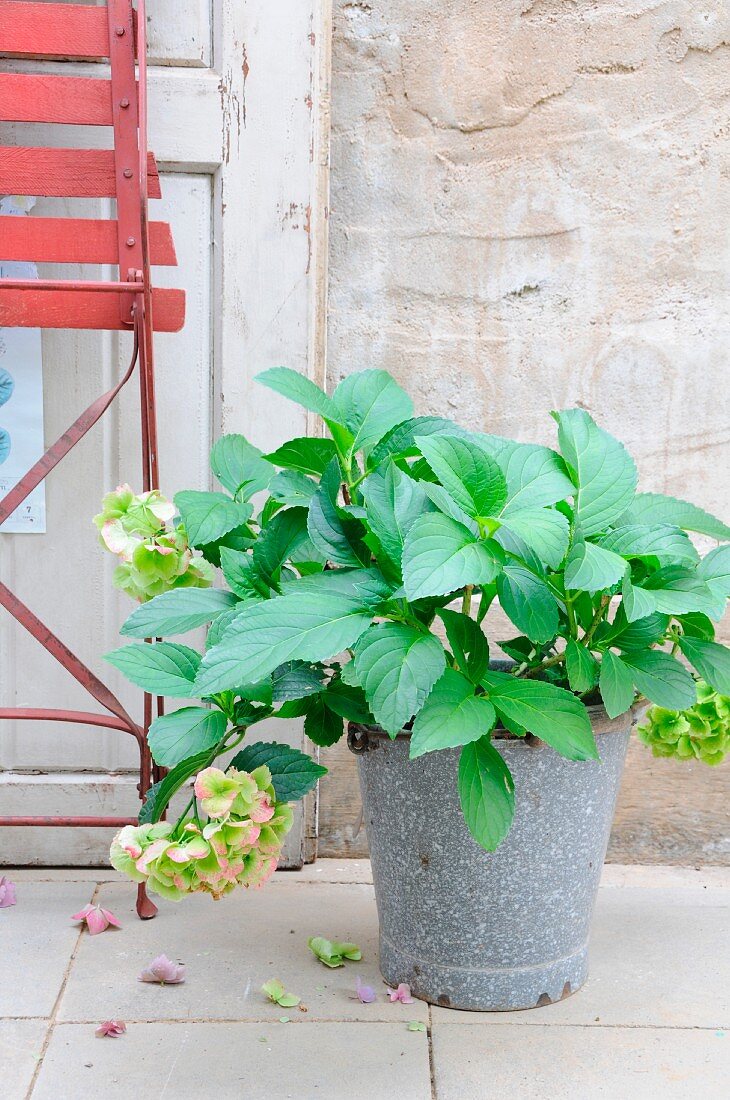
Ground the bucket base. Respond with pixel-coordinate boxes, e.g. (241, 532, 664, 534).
(380, 933, 589, 1012)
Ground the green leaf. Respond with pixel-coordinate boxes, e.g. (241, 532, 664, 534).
(303, 698, 344, 746)
(642, 567, 724, 619)
(307, 460, 370, 567)
(228, 741, 327, 802)
(175, 490, 253, 548)
(269, 470, 318, 508)
(497, 565, 559, 644)
(256, 367, 341, 422)
(410, 669, 497, 758)
(219, 548, 266, 600)
(617, 492, 730, 541)
(599, 651, 636, 718)
(676, 613, 715, 641)
(210, 434, 274, 497)
(332, 369, 413, 454)
(437, 609, 490, 684)
(458, 736, 515, 852)
(621, 573, 657, 624)
(369, 416, 464, 467)
(361, 462, 432, 571)
(603, 608, 670, 651)
(147, 706, 227, 768)
(120, 588, 238, 638)
(420, 481, 479, 534)
(599, 524, 699, 567)
(482, 673, 598, 760)
(194, 590, 374, 695)
(698, 545, 730, 600)
(402, 513, 503, 601)
(353, 622, 445, 736)
(271, 661, 324, 702)
(139, 750, 212, 824)
(206, 603, 255, 650)
(499, 508, 569, 569)
(677, 637, 730, 696)
(416, 435, 508, 520)
(253, 507, 315, 586)
(105, 642, 201, 696)
(565, 638, 598, 693)
(307, 936, 361, 967)
(472, 436, 575, 513)
(620, 650, 697, 710)
(552, 408, 637, 536)
(264, 437, 338, 476)
(564, 539, 627, 594)
(320, 680, 373, 723)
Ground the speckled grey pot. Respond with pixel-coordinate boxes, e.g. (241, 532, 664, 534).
(350, 706, 633, 1012)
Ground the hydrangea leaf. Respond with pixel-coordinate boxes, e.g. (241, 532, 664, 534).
(410, 669, 497, 758)
(620, 649, 697, 711)
(482, 672, 598, 760)
(617, 492, 730, 541)
(416, 434, 508, 520)
(497, 565, 559, 644)
(332, 369, 413, 455)
(256, 367, 342, 423)
(458, 735, 515, 851)
(677, 637, 730, 696)
(264, 437, 338, 476)
(552, 409, 638, 536)
(120, 588, 238, 638)
(174, 491, 253, 548)
(210, 434, 275, 497)
(147, 707, 227, 768)
(437, 609, 490, 684)
(565, 638, 598, 694)
(353, 622, 446, 736)
(499, 508, 569, 569)
(361, 462, 433, 571)
(599, 651, 636, 718)
(564, 539, 627, 594)
(105, 642, 201, 696)
(402, 513, 503, 601)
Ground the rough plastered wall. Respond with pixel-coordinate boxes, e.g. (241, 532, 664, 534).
(320, 0, 730, 862)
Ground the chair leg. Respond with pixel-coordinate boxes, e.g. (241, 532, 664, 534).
(136, 881, 158, 920)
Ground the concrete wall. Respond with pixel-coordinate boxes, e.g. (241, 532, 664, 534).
(321, 0, 730, 862)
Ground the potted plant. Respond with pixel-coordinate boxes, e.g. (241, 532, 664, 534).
(99, 368, 730, 1009)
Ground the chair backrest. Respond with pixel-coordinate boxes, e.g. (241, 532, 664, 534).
(0, 0, 185, 332)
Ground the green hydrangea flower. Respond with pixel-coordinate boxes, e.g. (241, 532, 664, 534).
(109, 767, 294, 901)
(94, 484, 214, 602)
(637, 680, 730, 766)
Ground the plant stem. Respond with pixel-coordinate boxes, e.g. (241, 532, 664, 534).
(461, 584, 473, 617)
(582, 595, 610, 648)
(522, 652, 565, 679)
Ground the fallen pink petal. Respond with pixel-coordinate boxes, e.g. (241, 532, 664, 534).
(71, 903, 121, 935)
(95, 1020, 126, 1038)
(387, 983, 415, 1004)
(355, 976, 377, 1004)
(138, 953, 186, 984)
(0, 876, 17, 908)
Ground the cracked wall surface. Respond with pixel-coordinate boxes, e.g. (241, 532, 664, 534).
(323, 0, 730, 863)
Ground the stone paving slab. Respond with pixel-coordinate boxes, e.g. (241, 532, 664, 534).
(32, 1021, 433, 1100)
(57, 880, 429, 1024)
(432, 885, 730, 1028)
(431, 1022, 730, 1099)
(0, 882, 91, 1017)
(1, 1020, 48, 1100)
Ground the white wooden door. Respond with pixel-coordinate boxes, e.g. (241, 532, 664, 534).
(0, 0, 331, 865)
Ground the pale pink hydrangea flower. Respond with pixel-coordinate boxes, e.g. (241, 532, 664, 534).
(354, 977, 377, 1004)
(0, 876, 16, 908)
(71, 903, 121, 935)
(96, 1020, 126, 1038)
(387, 983, 415, 1004)
(138, 954, 186, 984)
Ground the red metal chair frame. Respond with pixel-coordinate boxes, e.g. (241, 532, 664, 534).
(0, 0, 185, 918)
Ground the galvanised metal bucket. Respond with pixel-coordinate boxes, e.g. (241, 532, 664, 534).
(350, 705, 633, 1011)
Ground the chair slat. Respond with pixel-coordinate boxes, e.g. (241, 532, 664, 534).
(0, 2, 120, 60)
(0, 148, 161, 199)
(0, 287, 185, 332)
(0, 73, 114, 126)
(0, 217, 177, 265)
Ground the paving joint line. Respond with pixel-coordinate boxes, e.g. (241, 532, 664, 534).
(427, 1004, 438, 1100)
(24, 881, 102, 1099)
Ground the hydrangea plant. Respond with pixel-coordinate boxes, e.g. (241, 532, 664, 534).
(103, 368, 730, 860)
